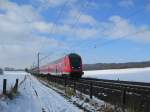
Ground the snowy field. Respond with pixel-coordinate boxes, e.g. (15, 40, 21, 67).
(0, 71, 81, 112)
(83, 67, 150, 83)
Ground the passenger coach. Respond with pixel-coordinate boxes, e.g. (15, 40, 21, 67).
(39, 53, 84, 77)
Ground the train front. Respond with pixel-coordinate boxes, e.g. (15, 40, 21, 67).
(68, 53, 84, 77)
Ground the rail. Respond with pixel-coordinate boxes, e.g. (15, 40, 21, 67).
(35, 74, 150, 111)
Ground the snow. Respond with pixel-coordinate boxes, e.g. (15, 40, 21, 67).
(71, 92, 105, 111)
(0, 71, 25, 93)
(0, 71, 81, 112)
(83, 67, 150, 83)
(40, 78, 106, 112)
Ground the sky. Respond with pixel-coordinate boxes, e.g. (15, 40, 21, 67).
(0, 0, 150, 68)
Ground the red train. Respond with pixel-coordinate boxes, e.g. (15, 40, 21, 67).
(37, 53, 84, 77)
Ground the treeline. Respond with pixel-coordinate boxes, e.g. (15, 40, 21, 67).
(83, 61, 150, 70)
(4, 67, 24, 71)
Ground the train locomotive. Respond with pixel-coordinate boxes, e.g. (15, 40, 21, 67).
(37, 53, 84, 78)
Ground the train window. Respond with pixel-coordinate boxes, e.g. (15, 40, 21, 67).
(69, 54, 81, 68)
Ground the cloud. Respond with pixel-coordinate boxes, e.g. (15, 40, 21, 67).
(0, 0, 150, 68)
(31, 13, 150, 42)
(118, 0, 134, 8)
(32, 20, 101, 39)
(36, 0, 68, 7)
(0, 0, 64, 68)
(68, 10, 98, 26)
(103, 16, 136, 39)
(102, 16, 150, 43)
(33, 21, 53, 33)
(0, 0, 40, 22)
(146, 2, 150, 12)
(32, 0, 77, 11)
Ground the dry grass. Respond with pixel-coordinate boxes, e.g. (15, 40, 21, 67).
(0, 83, 19, 100)
(65, 86, 76, 97)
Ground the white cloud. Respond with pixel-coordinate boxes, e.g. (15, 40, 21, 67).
(0, 0, 40, 22)
(36, 0, 67, 7)
(0, 0, 63, 68)
(102, 16, 150, 43)
(146, 2, 150, 12)
(0, 0, 150, 68)
(31, 14, 150, 42)
(32, 21, 101, 39)
(103, 16, 136, 39)
(33, 21, 53, 33)
(32, 0, 77, 11)
(118, 0, 134, 8)
(69, 10, 98, 26)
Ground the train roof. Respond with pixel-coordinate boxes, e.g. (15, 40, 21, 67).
(68, 53, 81, 57)
(39, 53, 81, 68)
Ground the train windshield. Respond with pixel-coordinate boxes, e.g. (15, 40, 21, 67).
(69, 54, 81, 68)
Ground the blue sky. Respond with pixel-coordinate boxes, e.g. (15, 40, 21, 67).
(0, 0, 150, 68)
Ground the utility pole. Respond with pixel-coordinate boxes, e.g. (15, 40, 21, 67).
(37, 52, 40, 74)
(33, 62, 35, 69)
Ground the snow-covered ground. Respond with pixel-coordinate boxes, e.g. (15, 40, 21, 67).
(83, 67, 150, 83)
(0, 71, 81, 112)
(0, 71, 25, 93)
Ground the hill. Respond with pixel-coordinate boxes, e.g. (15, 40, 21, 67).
(83, 61, 150, 70)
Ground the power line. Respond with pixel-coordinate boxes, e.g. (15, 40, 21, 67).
(39, 52, 67, 66)
(70, 3, 148, 51)
(95, 28, 150, 48)
(39, 0, 90, 60)
(71, 1, 90, 30)
(38, 0, 70, 63)
(72, 28, 150, 53)
(50, 0, 70, 34)
(39, 52, 53, 62)
(40, 0, 69, 51)
(39, 0, 149, 62)
(66, 0, 91, 52)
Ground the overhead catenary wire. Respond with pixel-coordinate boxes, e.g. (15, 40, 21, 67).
(38, 0, 149, 65)
(70, 0, 90, 30)
(39, 0, 91, 62)
(50, 0, 70, 34)
(38, 0, 70, 64)
(65, 0, 91, 53)
(39, 52, 53, 62)
(71, 2, 149, 51)
(95, 28, 150, 48)
(71, 28, 150, 54)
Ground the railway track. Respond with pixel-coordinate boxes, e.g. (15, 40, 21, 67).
(82, 77, 150, 87)
(79, 77, 150, 94)
(34, 74, 150, 112)
(37, 74, 150, 95)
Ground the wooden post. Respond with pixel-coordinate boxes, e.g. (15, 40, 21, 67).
(65, 78, 67, 93)
(3, 79, 7, 94)
(65, 78, 67, 87)
(74, 80, 76, 94)
(14, 79, 19, 93)
(121, 88, 126, 105)
(90, 82, 93, 99)
(37, 52, 40, 74)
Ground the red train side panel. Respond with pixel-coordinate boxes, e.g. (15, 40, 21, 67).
(39, 53, 84, 77)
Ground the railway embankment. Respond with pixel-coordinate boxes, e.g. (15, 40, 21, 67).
(32, 73, 150, 112)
